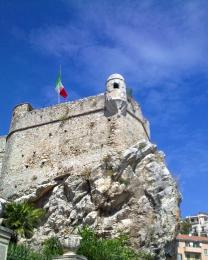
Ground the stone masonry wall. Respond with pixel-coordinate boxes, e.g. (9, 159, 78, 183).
(0, 94, 149, 200)
(0, 137, 6, 172)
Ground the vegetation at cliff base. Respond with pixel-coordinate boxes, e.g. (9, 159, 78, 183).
(7, 243, 44, 260)
(3, 202, 45, 238)
(42, 236, 63, 258)
(7, 237, 63, 260)
(77, 226, 153, 260)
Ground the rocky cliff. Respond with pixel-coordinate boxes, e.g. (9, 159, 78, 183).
(5, 139, 180, 259)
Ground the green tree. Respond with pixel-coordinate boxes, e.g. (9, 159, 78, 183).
(3, 202, 45, 238)
(77, 226, 153, 260)
(179, 219, 192, 235)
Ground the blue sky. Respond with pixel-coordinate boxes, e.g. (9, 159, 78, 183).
(0, 0, 208, 217)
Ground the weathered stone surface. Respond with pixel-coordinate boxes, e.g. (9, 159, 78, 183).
(11, 140, 180, 259)
(0, 94, 149, 200)
(0, 137, 6, 173)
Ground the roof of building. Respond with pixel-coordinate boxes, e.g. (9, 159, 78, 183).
(186, 212, 208, 218)
(198, 212, 208, 215)
(177, 234, 208, 243)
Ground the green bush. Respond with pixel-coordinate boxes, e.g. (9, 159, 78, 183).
(7, 243, 45, 260)
(77, 226, 153, 260)
(42, 236, 63, 258)
(3, 202, 45, 238)
(7, 236, 63, 260)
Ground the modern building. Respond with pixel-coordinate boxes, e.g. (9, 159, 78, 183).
(176, 234, 208, 260)
(186, 213, 208, 237)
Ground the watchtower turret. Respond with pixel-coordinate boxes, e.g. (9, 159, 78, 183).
(105, 73, 127, 116)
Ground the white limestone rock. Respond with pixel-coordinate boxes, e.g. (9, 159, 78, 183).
(6, 140, 180, 260)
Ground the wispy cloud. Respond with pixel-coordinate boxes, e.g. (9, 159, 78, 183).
(30, 0, 208, 87)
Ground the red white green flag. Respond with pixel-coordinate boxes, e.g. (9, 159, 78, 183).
(55, 71, 68, 98)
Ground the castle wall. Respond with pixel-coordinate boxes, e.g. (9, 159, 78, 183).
(9, 95, 105, 134)
(0, 94, 150, 199)
(0, 137, 6, 173)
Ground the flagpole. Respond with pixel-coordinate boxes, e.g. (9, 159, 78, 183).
(58, 64, 61, 104)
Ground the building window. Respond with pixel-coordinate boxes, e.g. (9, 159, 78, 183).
(177, 254, 182, 260)
(185, 241, 191, 247)
(185, 253, 190, 259)
(205, 249, 208, 255)
(193, 227, 197, 233)
(185, 253, 201, 259)
(193, 242, 200, 248)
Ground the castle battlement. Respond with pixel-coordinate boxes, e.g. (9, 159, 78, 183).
(9, 94, 105, 138)
(0, 74, 150, 199)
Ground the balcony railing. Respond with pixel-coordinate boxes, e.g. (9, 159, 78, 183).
(184, 246, 202, 253)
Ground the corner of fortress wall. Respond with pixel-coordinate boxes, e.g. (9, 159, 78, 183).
(0, 136, 6, 173)
(0, 75, 150, 200)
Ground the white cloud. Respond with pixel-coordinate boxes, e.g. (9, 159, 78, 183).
(28, 0, 208, 137)
(29, 0, 208, 89)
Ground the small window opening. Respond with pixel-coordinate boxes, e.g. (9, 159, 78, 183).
(49, 133, 52, 137)
(113, 82, 119, 89)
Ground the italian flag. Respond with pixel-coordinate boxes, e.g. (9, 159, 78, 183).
(55, 71, 68, 98)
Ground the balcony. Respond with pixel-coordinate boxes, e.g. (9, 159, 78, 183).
(184, 246, 202, 253)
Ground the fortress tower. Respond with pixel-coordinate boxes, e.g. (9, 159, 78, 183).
(105, 73, 127, 116)
(0, 74, 150, 199)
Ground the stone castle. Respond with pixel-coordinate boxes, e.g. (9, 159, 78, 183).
(0, 74, 180, 259)
(0, 74, 149, 199)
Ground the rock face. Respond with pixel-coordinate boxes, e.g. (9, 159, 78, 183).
(15, 140, 180, 259)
